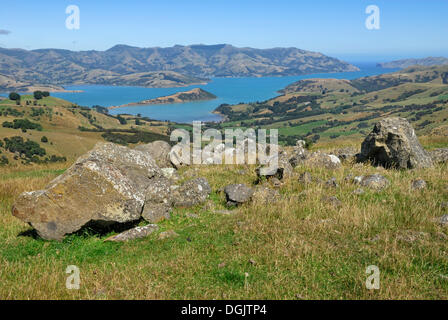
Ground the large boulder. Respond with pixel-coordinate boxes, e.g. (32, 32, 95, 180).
(135, 140, 172, 168)
(357, 118, 433, 169)
(12, 143, 161, 240)
(142, 177, 173, 223)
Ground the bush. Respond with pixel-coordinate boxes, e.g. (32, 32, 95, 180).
(3, 136, 46, 158)
(0, 155, 8, 166)
(41, 136, 48, 143)
(33, 91, 43, 100)
(9, 92, 21, 101)
(2, 119, 42, 131)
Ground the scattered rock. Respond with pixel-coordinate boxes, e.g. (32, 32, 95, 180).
(135, 140, 172, 168)
(256, 151, 293, 180)
(437, 214, 448, 226)
(359, 174, 390, 191)
(321, 196, 342, 208)
(429, 148, 448, 164)
(158, 230, 179, 240)
(411, 179, 427, 190)
(298, 172, 313, 185)
(224, 184, 254, 206)
(325, 177, 338, 188)
(252, 186, 280, 204)
(105, 224, 158, 242)
(172, 177, 212, 207)
(353, 188, 365, 195)
(396, 230, 429, 243)
(333, 147, 357, 162)
(304, 151, 341, 169)
(12, 142, 160, 240)
(289, 140, 308, 167)
(357, 117, 433, 169)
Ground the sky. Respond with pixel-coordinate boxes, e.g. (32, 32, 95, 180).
(0, 0, 447, 62)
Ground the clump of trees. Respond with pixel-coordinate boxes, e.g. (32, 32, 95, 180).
(9, 92, 21, 101)
(33, 91, 50, 100)
(3, 136, 46, 158)
(2, 119, 43, 131)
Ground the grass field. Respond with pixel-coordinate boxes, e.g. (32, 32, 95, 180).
(1, 140, 448, 299)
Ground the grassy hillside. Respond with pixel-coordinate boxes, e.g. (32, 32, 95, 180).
(0, 95, 171, 165)
(213, 65, 448, 146)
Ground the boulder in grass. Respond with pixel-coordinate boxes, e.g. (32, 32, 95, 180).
(357, 117, 433, 169)
(224, 184, 254, 206)
(135, 140, 173, 168)
(12, 143, 161, 240)
(105, 224, 159, 242)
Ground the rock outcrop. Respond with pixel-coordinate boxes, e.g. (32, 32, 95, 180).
(357, 117, 433, 169)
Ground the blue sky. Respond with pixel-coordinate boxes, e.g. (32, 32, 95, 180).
(0, 0, 447, 62)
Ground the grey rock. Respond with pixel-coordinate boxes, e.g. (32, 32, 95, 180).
(252, 186, 280, 204)
(353, 188, 365, 195)
(158, 230, 179, 240)
(321, 196, 342, 208)
(135, 140, 172, 168)
(12, 142, 161, 240)
(411, 179, 427, 190)
(289, 140, 308, 167)
(105, 224, 158, 242)
(224, 184, 254, 206)
(429, 148, 448, 164)
(359, 174, 390, 191)
(334, 147, 357, 162)
(256, 151, 293, 180)
(357, 117, 433, 169)
(160, 167, 179, 181)
(304, 151, 341, 169)
(325, 177, 338, 188)
(172, 177, 211, 207)
(438, 215, 448, 225)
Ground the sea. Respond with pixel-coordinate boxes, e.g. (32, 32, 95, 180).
(11, 63, 398, 123)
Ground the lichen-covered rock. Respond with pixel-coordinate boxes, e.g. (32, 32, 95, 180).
(357, 117, 433, 169)
(411, 179, 427, 190)
(135, 140, 172, 168)
(12, 142, 161, 240)
(333, 147, 357, 162)
(172, 177, 211, 207)
(304, 151, 341, 169)
(105, 224, 159, 242)
(429, 148, 448, 164)
(143, 177, 173, 223)
(252, 186, 280, 204)
(359, 174, 390, 191)
(224, 184, 254, 206)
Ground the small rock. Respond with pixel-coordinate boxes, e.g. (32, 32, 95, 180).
(304, 151, 341, 169)
(325, 177, 338, 188)
(298, 172, 313, 185)
(186, 213, 199, 219)
(224, 184, 254, 206)
(158, 230, 179, 240)
(353, 188, 365, 195)
(359, 174, 390, 191)
(172, 177, 212, 207)
(321, 196, 342, 208)
(411, 179, 427, 190)
(105, 224, 159, 242)
(252, 186, 280, 204)
(437, 214, 448, 225)
(269, 177, 282, 188)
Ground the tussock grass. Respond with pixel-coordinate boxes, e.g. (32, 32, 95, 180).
(0, 153, 447, 299)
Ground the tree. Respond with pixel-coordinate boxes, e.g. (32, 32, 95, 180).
(9, 92, 21, 101)
(33, 91, 43, 100)
(42, 91, 50, 97)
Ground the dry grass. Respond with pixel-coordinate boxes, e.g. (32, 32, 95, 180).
(0, 150, 448, 299)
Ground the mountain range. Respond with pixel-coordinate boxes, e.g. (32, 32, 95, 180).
(0, 44, 359, 91)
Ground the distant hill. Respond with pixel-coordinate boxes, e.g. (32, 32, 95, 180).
(0, 74, 66, 93)
(378, 57, 448, 69)
(216, 64, 448, 144)
(0, 44, 359, 90)
(110, 88, 217, 109)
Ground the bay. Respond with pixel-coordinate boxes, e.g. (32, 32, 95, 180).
(51, 64, 395, 123)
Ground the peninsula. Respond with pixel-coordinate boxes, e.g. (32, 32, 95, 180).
(108, 88, 217, 109)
